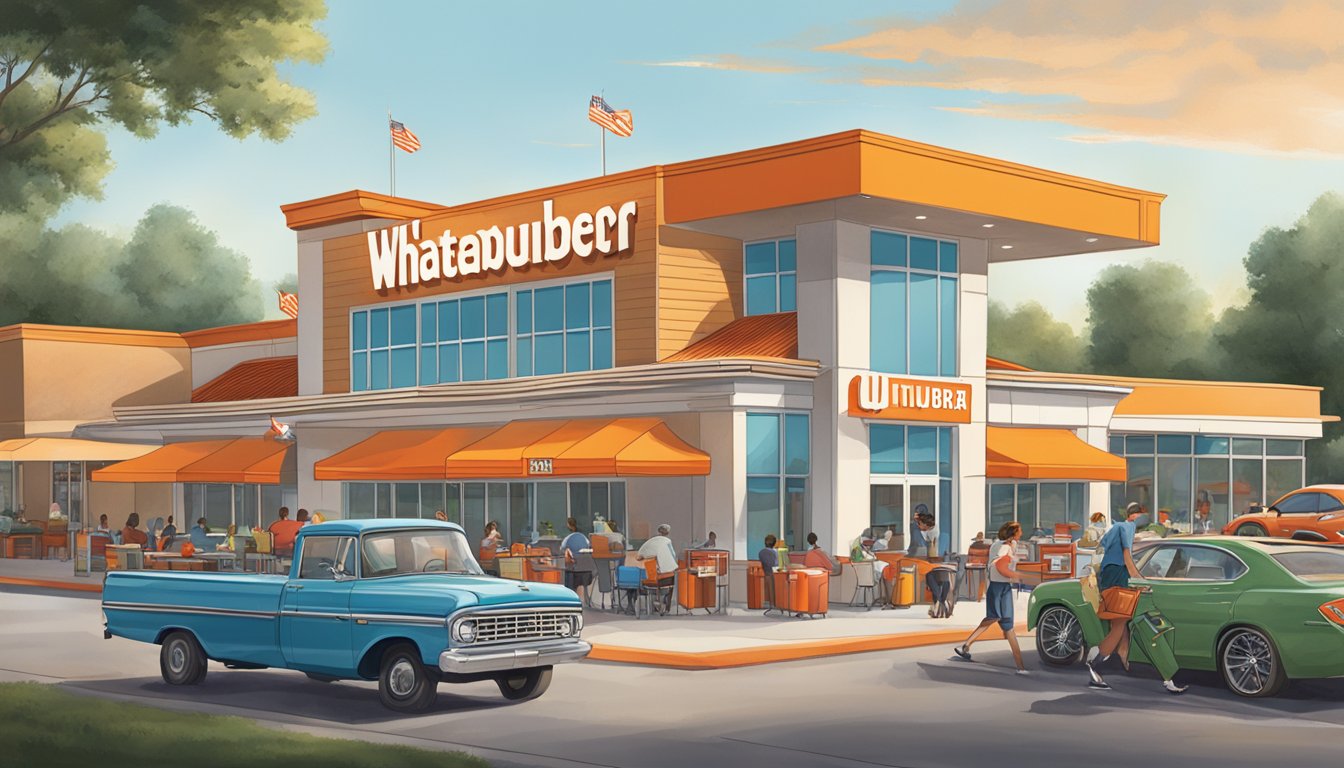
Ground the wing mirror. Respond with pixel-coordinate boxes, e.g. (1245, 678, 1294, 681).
(1266, 506, 1280, 516)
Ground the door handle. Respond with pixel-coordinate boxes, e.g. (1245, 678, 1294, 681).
(335, 615, 348, 621)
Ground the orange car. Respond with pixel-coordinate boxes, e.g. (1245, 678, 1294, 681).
(1223, 485, 1344, 541)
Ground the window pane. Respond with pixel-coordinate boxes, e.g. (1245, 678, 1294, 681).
(1067, 483, 1086, 533)
(1233, 438, 1263, 456)
(1266, 460, 1303, 504)
(508, 482, 532, 544)
(565, 283, 590, 330)
(1039, 483, 1068, 534)
(745, 242, 777, 275)
(1125, 457, 1154, 517)
(938, 478, 953, 553)
(1195, 457, 1230, 530)
(870, 271, 907, 374)
(989, 485, 1015, 532)
(516, 291, 532, 333)
(778, 239, 797, 272)
(870, 484, 904, 533)
(516, 337, 533, 377)
(871, 231, 907, 267)
(375, 483, 391, 519)
(1157, 456, 1192, 530)
(394, 483, 420, 518)
(1232, 459, 1263, 517)
(536, 482, 568, 534)
(592, 328, 613, 370)
(390, 305, 416, 346)
(439, 300, 459, 341)
(486, 338, 509, 379)
(390, 347, 416, 388)
(1018, 483, 1038, 530)
(438, 343, 459, 382)
(461, 296, 485, 339)
(939, 241, 958, 272)
(463, 483, 486, 540)
(938, 427, 952, 478)
(352, 311, 368, 350)
(910, 237, 938, 270)
(592, 280, 612, 327)
(486, 293, 508, 336)
(908, 426, 937, 475)
(1109, 436, 1124, 454)
(784, 414, 809, 475)
(370, 308, 389, 348)
(747, 477, 782, 553)
(535, 286, 564, 332)
(370, 349, 389, 390)
(1126, 435, 1155, 455)
(746, 276, 777, 316)
(785, 477, 807, 552)
(939, 276, 957, 376)
(1267, 439, 1304, 457)
(746, 413, 781, 475)
(1195, 436, 1229, 455)
(1158, 434, 1192, 455)
(421, 483, 446, 520)
(535, 334, 563, 375)
(565, 330, 591, 372)
(461, 340, 485, 381)
(779, 274, 797, 313)
(418, 346, 437, 385)
(870, 425, 905, 474)
(420, 303, 437, 344)
(908, 273, 937, 375)
(352, 352, 368, 391)
(610, 482, 626, 533)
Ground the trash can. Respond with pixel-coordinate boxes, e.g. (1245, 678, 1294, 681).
(891, 563, 918, 607)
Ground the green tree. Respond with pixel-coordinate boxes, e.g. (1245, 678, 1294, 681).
(1085, 260, 1220, 379)
(986, 300, 1085, 372)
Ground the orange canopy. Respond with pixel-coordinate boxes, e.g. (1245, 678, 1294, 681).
(90, 438, 292, 485)
(313, 427, 494, 481)
(986, 426, 1126, 482)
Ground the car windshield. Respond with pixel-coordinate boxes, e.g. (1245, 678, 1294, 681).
(1271, 549, 1344, 582)
(360, 529, 483, 578)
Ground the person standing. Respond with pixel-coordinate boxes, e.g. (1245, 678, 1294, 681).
(953, 521, 1029, 675)
(560, 517, 592, 601)
(481, 520, 503, 551)
(1193, 491, 1214, 534)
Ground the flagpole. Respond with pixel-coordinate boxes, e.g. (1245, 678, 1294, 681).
(388, 109, 395, 196)
(601, 125, 606, 176)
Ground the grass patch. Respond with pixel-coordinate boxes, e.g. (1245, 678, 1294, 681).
(0, 682, 488, 768)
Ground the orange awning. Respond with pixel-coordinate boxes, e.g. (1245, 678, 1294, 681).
(314, 427, 494, 481)
(90, 438, 293, 484)
(986, 426, 1126, 482)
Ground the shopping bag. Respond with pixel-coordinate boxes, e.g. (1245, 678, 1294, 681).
(1080, 572, 1101, 616)
(1098, 586, 1141, 620)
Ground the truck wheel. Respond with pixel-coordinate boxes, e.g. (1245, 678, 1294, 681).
(496, 666, 552, 701)
(1220, 628, 1287, 698)
(1035, 606, 1086, 666)
(160, 631, 208, 686)
(378, 643, 437, 713)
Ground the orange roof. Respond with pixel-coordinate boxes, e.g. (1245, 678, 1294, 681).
(986, 356, 1033, 372)
(314, 427, 496, 481)
(986, 426, 1126, 482)
(192, 356, 298, 403)
(1113, 382, 1329, 421)
(181, 319, 296, 348)
(662, 313, 799, 363)
(92, 437, 292, 485)
(280, 190, 447, 231)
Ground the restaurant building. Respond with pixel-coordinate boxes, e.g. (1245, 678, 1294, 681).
(54, 130, 1329, 592)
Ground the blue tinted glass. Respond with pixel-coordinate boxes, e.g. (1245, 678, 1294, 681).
(778, 240, 797, 272)
(352, 351, 368, 391)
(438, 300, 458, 341)
(390, 347, 416, 388)
(870, 425, 904, 474)
(746, 413, 780, 475)
(390, 305, 416, 346)
(744, 242, 776, 275)
(939, 276, 957, 376)
(746, 275, 777, 316)
(779, 274, 796, 312)
(592, 328, 612, 369)
(746, 477, 781, 557)
(438, 343, 459, 382)
(460, 340, 485, 381)
(516, 337, 533, 376)
(420, 303, 437, 344)
(909, 273, 937, 375)
(566, 330, 591, 372)
(592, 280, 612, 327)
(938, 479, 952, 552)
(419, 346, 437, 385)
(352, 312, 368, 351)
(370, 308, 389, 348)
(461, 297, 485, 339)
(939, 241, 958, 272)
(1158, 434, 1193, 454)
(1126, 435, 1155, 455)
(535, 287, 564, 332)
(871, 231, 906, 267)
(1233, 438, 1263, 455)
(870, 271, 907, 374)
(938, 427, 953, 478)
(486, 293, 508, 336)
(565, 283, 591, 330)
(910, 237, 938, 270)
(784, 414, 809, 475)
(1110, 436, 1124, 455)
(908, 426, 938, 475)
(370, 349, 389, 390)
(516, 291, 532, 333)
(1195, 436, 1229, 455)
(535, 334, 563, 375)
(486, 339, 508, 379)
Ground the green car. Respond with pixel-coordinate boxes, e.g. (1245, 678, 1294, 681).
(1027, 537, 1344, 697)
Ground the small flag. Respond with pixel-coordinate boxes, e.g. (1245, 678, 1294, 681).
(269, 417, 294, 442)
(277, 290, 299, 319)
(390, 119, 421, 153)
(588, 96, 633, 137)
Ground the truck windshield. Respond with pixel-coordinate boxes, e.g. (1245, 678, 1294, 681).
(360, 529, 484, 578)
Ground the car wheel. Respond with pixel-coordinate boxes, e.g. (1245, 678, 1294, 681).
(377, 643, 438, 712)
(1219, 628, 1287, 698)
(304, 672, 338, 683)
(1035, 606, 1086, 666)
(496, 666, 553, 701)
(1235, 523, 1268, 536)
(160, 631, 207, 686)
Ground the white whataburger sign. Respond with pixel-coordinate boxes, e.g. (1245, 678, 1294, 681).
(367, 199, 638, 290)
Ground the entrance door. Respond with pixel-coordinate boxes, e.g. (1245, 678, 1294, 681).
(280, 535, 356, 673)
(909, 483, 937, 554)
(869, 482, 941, 553)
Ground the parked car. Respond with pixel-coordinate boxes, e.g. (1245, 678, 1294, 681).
(1027, 537, 1344, 697)
(102, 519, 589, 712)
(1224, 485, 1344, 541)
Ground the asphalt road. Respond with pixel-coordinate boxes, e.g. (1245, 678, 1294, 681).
(3, 587, 1344, 768)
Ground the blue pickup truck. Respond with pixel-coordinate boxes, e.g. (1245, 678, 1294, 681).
(102, 519, 589, 712)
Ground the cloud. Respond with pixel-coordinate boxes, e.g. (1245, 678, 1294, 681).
(639, 54, 815, 75)
(819, 1, 1344, 155)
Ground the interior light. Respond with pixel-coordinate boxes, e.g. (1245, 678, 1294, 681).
(1085, 237, 1099, 243)
(1000, 245, 1014, 250)
(982, 223, 995, 228)
(915, 215, 927, 220)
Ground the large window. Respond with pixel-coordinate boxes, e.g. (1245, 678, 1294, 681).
(182, 484, 285, 531)
(870, 229, 958, 377)
(51, 461, 107, 526)
(744, 239, 797, 316)
(516, 279, 613, 375)
(746, 412, 810, 552)
(868, 425, 955, 552)
(986, 482, 1087, 539)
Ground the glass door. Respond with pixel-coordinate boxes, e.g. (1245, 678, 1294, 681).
(870, 480, 942, 553)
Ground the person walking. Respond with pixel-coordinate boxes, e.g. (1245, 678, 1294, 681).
(953, 521, 1028, 675)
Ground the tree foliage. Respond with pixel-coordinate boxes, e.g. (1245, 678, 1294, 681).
(986, 300, 1085, 372)
(1084, 260, 1219, 379)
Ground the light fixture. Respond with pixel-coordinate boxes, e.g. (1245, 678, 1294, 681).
(1000, 244, 1013, 250)
(982, 223, 995, 228)
(915, 215, 927, 220)
(1085, 237, 1099, 243)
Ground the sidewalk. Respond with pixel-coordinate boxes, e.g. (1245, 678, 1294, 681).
(0, 558, 102, 592)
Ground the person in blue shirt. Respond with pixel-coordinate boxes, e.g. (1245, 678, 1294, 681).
(188, 518, 213, 551)
(560, 518, 592, 600)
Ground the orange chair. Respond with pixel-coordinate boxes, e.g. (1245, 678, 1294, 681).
(638, 559, 676, 618)
(42, 520, 69, 560)
(747, 561, 765, 609)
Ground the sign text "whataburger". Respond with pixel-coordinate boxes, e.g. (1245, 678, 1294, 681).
(368, 199, 638, 290)
(847, 373, 972, 424)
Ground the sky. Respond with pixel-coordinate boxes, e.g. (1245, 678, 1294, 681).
(55, 0, 1344, 325)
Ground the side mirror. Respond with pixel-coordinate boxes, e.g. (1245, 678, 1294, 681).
(1267, 506, 1280, 516)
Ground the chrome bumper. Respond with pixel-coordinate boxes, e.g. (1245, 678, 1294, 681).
(438, 639, 592, 674)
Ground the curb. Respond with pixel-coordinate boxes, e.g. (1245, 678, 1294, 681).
(0, 576, 103, 593)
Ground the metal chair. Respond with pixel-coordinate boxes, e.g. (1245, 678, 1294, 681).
(592, 554, 618, 611)
(570, 551, 598, 608)
(964, 542, 991, 601)
(850, 560, 877, 609)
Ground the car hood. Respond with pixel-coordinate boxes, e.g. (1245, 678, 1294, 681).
(350, 574, 579, 617)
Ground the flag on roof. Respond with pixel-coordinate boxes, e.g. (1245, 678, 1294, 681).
(390, 119, 421, 153)
(277, 290, 299, 319)
(588, 96, 633, 137)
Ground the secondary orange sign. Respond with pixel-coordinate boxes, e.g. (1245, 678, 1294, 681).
(847, 373, 972, 424)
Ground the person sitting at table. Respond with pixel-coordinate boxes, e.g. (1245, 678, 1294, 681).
(560, 517, 592, 600)
(699, 531, 718, 549)
(637, 524, 678, 613)
(803, 532, 841, 575)
(909, 508, 939, 559)
(267, 507, 302, 558)
(188, 517, 213, 551)
(121, 513, 148, 548)
(295, 509, 311, 525)
(96, 514, 111, 534)
(604, 520, 626, 551)
(159, 516, 178, 551)
(481, 520, 503, 551)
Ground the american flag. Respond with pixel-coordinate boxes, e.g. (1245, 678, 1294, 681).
(588, 96, 633, 137)
(390, 119, 421, 153)
(277, 290, 299, 319)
